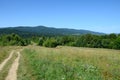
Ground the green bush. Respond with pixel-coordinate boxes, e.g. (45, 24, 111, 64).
(113, 36, 120, 49)
(43, 38, 58, 47)
(0, 33, 30, 46)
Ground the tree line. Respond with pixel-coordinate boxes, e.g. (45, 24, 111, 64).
(0, 33, 30, 46)
(0, 33, 120, 49)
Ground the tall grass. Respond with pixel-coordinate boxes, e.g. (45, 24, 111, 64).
(0, 52, 17, 80)
(0, 46, 15, 63)
(0, 46, 21, 80)
(18, 46, 120, 80)
(0, 46, 22, 63)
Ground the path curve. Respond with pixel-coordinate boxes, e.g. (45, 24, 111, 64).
(5, 52, 20, 80)
(0, 50, 14, 71)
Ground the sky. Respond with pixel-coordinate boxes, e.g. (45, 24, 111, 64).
(0, 0, 120, 33)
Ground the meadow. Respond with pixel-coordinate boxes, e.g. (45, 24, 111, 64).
(0, 46, 12, 63)
(0, 46, 22, 80)
(17, 46, 120, 80)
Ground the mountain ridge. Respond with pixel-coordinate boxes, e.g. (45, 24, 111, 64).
(0, 26, 105, 37)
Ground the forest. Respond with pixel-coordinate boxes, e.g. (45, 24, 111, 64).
(0, 33, 120, 49)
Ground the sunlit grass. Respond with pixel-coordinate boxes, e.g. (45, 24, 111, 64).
(0, 46, 11, 63)
(18, 46, 120, 80)
(0, 46, 23, 63)
(0, 46, 21, 80)
(0, 52, 17, 80)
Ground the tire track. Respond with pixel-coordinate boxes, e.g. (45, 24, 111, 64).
(5, 52, 20, 80)
(0, 50, 14, 71)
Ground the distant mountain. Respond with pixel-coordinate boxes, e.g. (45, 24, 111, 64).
(0, 26, 105, 37)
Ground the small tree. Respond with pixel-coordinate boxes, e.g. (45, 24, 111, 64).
(43, 38, 58, 48)
(38, 37, 44, 46)
(113, 36, 120, 49)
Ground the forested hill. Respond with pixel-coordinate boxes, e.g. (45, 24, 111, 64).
(0, 26, 104, 37)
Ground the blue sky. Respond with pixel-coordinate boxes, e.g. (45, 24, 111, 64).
(0, 0, 120, 33)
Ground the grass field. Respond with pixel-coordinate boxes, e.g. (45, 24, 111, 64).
(17, 46, 120, 80)
(0, 46, 22, 80)
(0, 51, 17, 80)
(0, 46, 22, 63)
(0, 46, 12, 63)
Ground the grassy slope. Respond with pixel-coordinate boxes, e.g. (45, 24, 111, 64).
(0, 46, 22, 80)
(0, 46, 23, 63)
(18, 46, 120, 80)
(0, 46, 11, 63)
(0, 52, 17, 80)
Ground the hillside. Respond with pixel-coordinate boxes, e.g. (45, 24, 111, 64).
(16, 46, 120, 80)
(0, 26, 104, 37)
(0, 46, 120, 80)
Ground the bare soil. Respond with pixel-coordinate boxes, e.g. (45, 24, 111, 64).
(0, 51, 14, 71)
(5, 52, 20, 80)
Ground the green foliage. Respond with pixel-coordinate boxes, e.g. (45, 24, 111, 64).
(101, 39, 111, 48)
(108, 33, 117, 39)
(0, 33, 30, 46)
(0, 33, 120, 49)
(36, 34, 120, 49)
(38, 37, 45, 46)
(43, 38, 58, 47)
(113, 36, 120, 49)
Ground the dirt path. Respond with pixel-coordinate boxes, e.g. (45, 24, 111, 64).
(5, 52, 20, 80)
(0, 50, 14, 71)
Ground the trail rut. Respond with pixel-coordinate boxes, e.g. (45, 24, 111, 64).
(5, 52, 20, 80)
(0, 51, 14, 71)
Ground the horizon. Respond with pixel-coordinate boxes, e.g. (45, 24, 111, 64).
(0, 0, 120, 33)
(0, 25, 108, 34)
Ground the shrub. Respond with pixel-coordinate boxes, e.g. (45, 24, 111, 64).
(43, 38, 58, 47)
